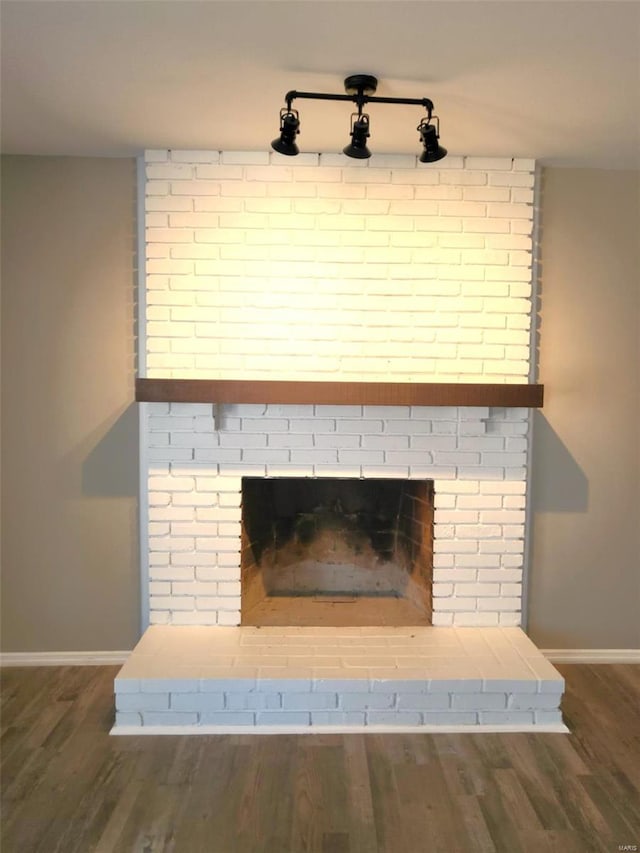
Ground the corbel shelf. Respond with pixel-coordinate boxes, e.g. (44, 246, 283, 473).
(136, 378, 544, 408)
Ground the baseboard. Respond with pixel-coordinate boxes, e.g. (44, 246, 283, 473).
(111, 722, 570, 736)
(542, 649, 640, 664)
(0, 651, 131, 667)
(3, 648, 638, 667)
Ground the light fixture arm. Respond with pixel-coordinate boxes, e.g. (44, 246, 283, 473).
(284, 89, 434, 117)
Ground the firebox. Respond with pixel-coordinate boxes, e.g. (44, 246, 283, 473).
(240, 477, 433, 626)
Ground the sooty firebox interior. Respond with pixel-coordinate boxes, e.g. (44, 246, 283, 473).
(241, 478, 433, 626)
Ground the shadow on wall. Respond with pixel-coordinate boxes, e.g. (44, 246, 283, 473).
(532, 412, 588, 512)
(82, 403, 139, 498)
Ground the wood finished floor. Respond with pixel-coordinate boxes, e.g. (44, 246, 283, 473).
(1, 664, 639, 853)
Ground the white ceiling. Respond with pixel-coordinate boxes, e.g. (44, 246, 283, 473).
(1, 0, 639, 168)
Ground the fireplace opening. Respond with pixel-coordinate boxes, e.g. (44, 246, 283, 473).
(241, 477, 434, 626)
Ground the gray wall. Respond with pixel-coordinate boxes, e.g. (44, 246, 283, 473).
(528, 168, 640, 649)
(1, 156, 140, 652)
(1, 157, 638, 651)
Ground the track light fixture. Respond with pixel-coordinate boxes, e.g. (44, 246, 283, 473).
(271, 108, 300, 156)
(417, 117, 447, 163)
(271, 74, 446, 162)
(344, 113, 371, 159)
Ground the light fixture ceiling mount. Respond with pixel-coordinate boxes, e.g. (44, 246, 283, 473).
(271, 74, 446, 162)
(343, 74, 378, 96)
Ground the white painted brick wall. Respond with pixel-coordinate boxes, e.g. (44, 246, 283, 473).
(145, 404, 529, 626)
(141, 151, 538, 627)
(144, 151, 534, 383)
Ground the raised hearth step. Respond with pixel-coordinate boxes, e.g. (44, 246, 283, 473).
(112, 626, 566, 734)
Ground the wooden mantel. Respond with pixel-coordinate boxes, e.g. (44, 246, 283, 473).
(136, 378, 544, 408)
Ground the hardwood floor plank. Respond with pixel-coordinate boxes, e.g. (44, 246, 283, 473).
(547, 774, 612, 852)
(93, 763, 151, 853)
(342, 735, 378, 853)
(489, 736, 571, 832)
(394, 760, 476, 852)
(290, 739, 336, 852)
(493, 768, 545, 835)
(365, 734, 411, 853)
(322, 831, 350, 853)
(519, 829, 590, 853)
(477, 773, 529, 853)
(578, 772, 640, 841)
(165, 736, 242, 853)
(435, 734, 489, 797)
(231, 736, 297, 853)
(453, 795, 497, 853)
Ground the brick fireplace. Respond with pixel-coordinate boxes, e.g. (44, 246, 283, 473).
(146, 402, 529, 627)
(112, 150, 566, 733)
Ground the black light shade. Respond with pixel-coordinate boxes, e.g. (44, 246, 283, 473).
(271, 110, 300, 156)
(418, 119, 447, 163)
(343, 114, 371, 159)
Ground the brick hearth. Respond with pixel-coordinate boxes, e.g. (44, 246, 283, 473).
(113, 626, 566, 733)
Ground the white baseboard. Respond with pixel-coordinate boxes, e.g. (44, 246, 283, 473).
(3, 648, 638, 667)
(542, 649, 640, 664)
(0, 651, 131, 667)
(111, 722, 570, 736)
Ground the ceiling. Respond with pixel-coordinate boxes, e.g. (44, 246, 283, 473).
(1, 0, 639, 168)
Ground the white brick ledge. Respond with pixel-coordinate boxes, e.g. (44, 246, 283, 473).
(112, 626, 565, 733)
